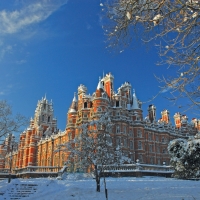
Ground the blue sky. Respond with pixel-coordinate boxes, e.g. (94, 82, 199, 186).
(0, 0, 196, 135)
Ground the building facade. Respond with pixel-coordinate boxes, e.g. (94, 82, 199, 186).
(1, 72, 200, 172)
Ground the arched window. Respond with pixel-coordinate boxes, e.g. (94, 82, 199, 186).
(48, 116, 51, 122)
(84, 102, 87, 108)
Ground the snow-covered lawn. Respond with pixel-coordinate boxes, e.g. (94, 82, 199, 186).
(0, 174, 200, 200)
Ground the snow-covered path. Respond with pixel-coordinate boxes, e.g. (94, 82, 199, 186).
(0, 175, 200, 200)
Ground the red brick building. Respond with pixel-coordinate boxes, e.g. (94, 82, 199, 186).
(1, 72, 200, 172)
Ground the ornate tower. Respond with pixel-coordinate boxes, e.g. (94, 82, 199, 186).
(33, 96, 57, 135)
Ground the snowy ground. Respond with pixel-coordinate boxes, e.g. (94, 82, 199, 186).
(0, 174, 200, 200)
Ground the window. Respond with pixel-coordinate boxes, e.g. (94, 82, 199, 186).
(158, 159, 161, 165)
(124, 138, 127, 147)
(162, 149, 166, 154)
(138, 141, 142, 149)
(84, 102, 87, 108)
(157, 146, 160, 153)
(139, 154, 143, 162)
(116, 101, 119, 107)
(148, 134, 152, 141)
(42, 115, 45, 122)
(130, 154, 134, 161)
(156, 136, 159, 142)
(123, 126, 126, 134)
(149, 144, 153, 152)
(129, 130, 133, 137)
(137, 129, 142, 138)
(130, 141, 133, 149)
(116, 126, 120, 134)
(162, 137, 165, 143)
(97, 107, 102, 112)
(48, 116, 51, 122)
(150, 157, 154, 164)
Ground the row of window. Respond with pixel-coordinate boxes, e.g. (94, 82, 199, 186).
(115, 126, 170, 143)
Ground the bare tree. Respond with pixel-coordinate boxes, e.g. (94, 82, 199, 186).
(60, 112, 130, 194)
(0, 100, 28, 139)
(104, 0, 200, 108)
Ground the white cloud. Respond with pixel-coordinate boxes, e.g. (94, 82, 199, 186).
(0, 0, 68, 61)
(0, 0, 68, 35)
(16, 59, 26, 64)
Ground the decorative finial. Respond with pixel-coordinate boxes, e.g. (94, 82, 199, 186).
(99, 76, 101, 81)
(44, 93, 47, 100)
(133, 89, 135, 94)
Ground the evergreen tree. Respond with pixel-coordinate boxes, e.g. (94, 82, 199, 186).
(168, 134, 200, 179)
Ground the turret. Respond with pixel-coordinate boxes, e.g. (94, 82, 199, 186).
(68, 93, 78, 113)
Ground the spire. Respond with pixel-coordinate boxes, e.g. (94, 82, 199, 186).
(97, 76, 104, 90)
(132, 89, 139, 109)
(44, 93, 47, 100)
(69, 93, 77, 113)
(73, 92, 77, 102)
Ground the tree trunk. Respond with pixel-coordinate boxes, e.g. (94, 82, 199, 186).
(95, 165, 100, 192)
